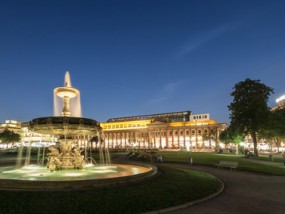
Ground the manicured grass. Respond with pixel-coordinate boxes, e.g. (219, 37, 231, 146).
(151, 151, 285, 176)
(255, 154, 284, 163)
(0, 166, 222, 214)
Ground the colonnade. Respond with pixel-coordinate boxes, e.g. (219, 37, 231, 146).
(103, 126, 220, 150)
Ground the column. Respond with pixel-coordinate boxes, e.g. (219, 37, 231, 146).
(178, 129, 180, 148)
(153, 131, 155, 148)
(183, 128, 186, 148)
(159, 129, 162, 149)
(166, 129, 169, 148)
(172, 130, 174, 148)
(148, 130, 151, 148)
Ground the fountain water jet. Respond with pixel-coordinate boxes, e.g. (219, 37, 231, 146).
(53, 71, 82, 117)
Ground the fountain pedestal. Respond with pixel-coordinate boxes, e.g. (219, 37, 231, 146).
(47, 139, 86, 171)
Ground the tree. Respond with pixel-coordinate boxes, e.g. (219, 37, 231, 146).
(259, 108, 285, 152)
(203, 127, 218, 148)
(219, 126, 244, 154)
(228, 78, 273, 156)
(0, 129, 21, 148)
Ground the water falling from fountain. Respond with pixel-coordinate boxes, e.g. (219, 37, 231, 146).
(16, 145, 23, 168)
(99, 144, 105, 165)
(24, 142, 32, 166)
(53, 92, 62, 116)
(70, 93, 82, 117)
(37, 146, 41, 165)
(105, 147, 111, 165)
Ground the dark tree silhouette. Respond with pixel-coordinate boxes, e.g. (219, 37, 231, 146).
(0, 129, 21, 147)
(228, 78, 273, 156)
(259, 108, 285, 153)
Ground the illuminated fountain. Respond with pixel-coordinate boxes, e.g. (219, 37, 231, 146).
(30, 71, 99, 171)
(0, 71, 156, 190)
(54, 71, 82, 117)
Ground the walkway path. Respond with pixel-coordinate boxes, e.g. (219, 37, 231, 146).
(162, 163, 285, 214)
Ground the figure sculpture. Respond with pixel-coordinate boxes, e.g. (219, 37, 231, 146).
(72, 146, 85, 169)
(47, 147, 62, 171)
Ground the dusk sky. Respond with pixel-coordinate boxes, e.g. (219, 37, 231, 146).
(1, 0, 285, 124)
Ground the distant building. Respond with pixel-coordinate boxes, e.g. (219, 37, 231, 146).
(0, 120, 56, 146)
(0, 120, 22, 134)
(101, 111, 227, 150)
(271, 94, 285, 111)
(0, 110, 227, 150)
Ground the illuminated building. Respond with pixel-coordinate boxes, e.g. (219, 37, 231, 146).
(0, 121, 57, 147)
(0, 120, 22, 134)
(0, 111, 227, 150)
(271, 94, 285, 111)
(101, 111, 227, 150)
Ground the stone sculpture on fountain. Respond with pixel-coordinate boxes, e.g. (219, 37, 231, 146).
(47, 147, 62, 171)
(72, 146, 85, 169)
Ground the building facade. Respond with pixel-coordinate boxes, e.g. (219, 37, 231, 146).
(271, 94, 285, 111)
(0, 120, 22, 134)
(101, 111, 227, 150)
(0, 111, 227, 150)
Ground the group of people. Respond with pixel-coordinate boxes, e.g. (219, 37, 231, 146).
(153, 154, 163, 163)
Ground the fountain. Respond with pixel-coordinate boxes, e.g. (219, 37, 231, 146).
(30, 71, 100, 171)
(0, 71, 156, 190)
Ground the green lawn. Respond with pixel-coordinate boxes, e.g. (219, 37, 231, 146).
(140, 151, 285, 176)
(0, 166, 222, 214)
(2, 150, 284, 214)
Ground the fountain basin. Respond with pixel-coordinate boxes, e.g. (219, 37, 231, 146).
(0, 163, 157, 190)
(29, 116, 100, 136)
(54, 87, 79, 98)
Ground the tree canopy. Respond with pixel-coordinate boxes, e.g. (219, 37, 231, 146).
(0, 129, 21, 144)
(219, 125, 244, 145)
(259, 108, 285, 152)
(228, 78, 273, 156)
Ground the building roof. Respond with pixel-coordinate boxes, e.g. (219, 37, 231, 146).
(106, 110, 191, 122)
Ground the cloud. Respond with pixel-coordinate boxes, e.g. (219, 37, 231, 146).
(164, 80, 186, 93)
(146, 96, 170, 105)
(176, 24, 232, 58)
(146, 80, 186, 105)
(113, 84, 139, 92)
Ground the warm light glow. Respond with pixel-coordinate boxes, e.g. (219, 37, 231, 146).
(101, 120, 151, 130)
(54, 87, 79, 98)
(0, 164, 151, 181)
(276, 95, 285, 103)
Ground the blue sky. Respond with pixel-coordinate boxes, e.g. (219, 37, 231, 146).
(0, 0, 285, 124)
